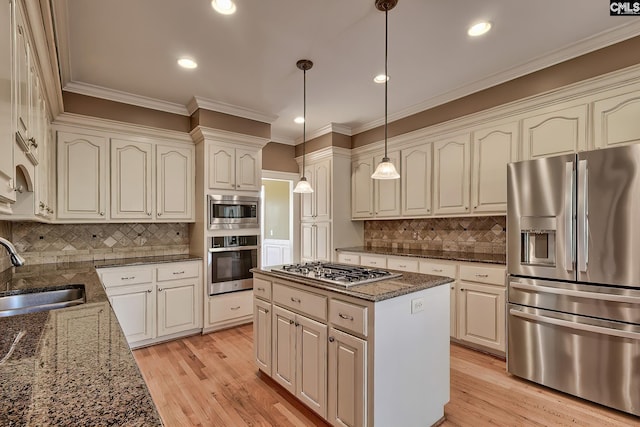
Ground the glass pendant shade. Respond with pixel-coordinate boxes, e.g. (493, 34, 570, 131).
(293, 176, 314, 193)
(371, 157, 400, 179)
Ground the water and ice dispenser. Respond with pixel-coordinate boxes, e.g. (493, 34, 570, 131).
(520, 216, 556, 267)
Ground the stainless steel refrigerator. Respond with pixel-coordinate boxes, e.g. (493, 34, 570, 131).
(507, 144, 640, 416)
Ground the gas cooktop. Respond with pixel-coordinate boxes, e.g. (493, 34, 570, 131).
(272, 262, 402, 287)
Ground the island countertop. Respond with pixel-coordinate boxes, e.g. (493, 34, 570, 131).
(336, 246, 506, 265)
(0, 260, 165, 426)
(251, 266, 453, 302)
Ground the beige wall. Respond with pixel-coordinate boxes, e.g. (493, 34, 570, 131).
(263, 180, 290, 240)
(193, 109, 270, 139)
(294, 132, 351, 157)
(262, 142, 299, 173)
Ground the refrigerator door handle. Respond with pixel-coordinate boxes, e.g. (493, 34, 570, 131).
(509, 308, 640, 341)
(564, 161, 574, 271)
(510, 281, 640, 304)
(577, 160, 588, 272)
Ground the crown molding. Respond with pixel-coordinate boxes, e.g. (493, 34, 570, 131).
(293, 123, 353, 145)
(268, 134, 296, 146)
(50, 0, 71, 90)
(53, 112, 193, 143)
(63, 81, 190, 116)
(295, 146, 352, 165)
(352, 21, 640, 135)
(190, 126, 270, 148)
(187, 96, 278, 124)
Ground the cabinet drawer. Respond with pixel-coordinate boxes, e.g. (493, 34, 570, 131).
(387, 257, 418, 272)
(338, 253, 360, 265)
(330, 299, 368, 337)
(157, 261, 199, 282)
(360, 255, 387, 268)
(100, 268, 153, 288)
(419, 261, 457, 279)
(253, 277, 272, 300)
(273, 282, 327, 321)
(459, 264, 505, 286)
(208, 291, 253, 324)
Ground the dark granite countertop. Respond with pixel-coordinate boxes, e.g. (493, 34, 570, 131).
(252, 267, 453, 302)
(94, 253, 202, 269)
(336, 246, 506, 265)
(0, 260, 165, 426)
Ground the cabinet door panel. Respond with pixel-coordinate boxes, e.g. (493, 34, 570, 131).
(402, 144, 431, 216)
(111, 140, 152, 219)
(296, 314, 328, 419)
(301, 164, 314, 220)
(0, 0, 14, 204)
(254, 298, 272, 375)
(351, 159, 373, 218)
(107, 284, 155, 344)
(472, 122, 518, 213)
(272, 306, 297, 395)
(328, 327, 366, 427)
(208, 146, 235, 190)
(157, 281, 199, 336)
(374, 151, 401, 217)
(157, 145, 193, 220)
(314, 160, 331, 221)
(315, 223, 331, 262)
(433, 135, 470, 215)
(236, 148, 260, 190)
(57, 132, 108, 219)
(594, 91, 640, 148)
(301, 223, 315, 261)
(458, 282, 505, 352)
(522, 105, 587, 159)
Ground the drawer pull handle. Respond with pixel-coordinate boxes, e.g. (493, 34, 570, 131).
(256, 287, 265, 291)
(475, 274, 489, 278)
(338, 313, 354, 321)
(289, 319, 294, 325)
(291, 297, 301, 303)
(398, 264, 406, 268)
(121, 276, 135, 280)
(230, 306, 241, 311)
(433, 269, 443, 273)
(173, 271, 185, 275)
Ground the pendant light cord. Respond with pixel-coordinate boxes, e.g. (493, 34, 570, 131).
(384, 7, 388, 159)
(303, 67, 307, 175)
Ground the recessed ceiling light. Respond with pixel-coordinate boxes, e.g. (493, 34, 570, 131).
(177, 58, 198, 69)
(294, 116, 305, 124)
(374, 74, 389, 84)
(468, 21, 492, 37)
(211, 0, 236, 15)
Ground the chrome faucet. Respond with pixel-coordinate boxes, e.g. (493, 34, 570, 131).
(0, 237, 25, 267)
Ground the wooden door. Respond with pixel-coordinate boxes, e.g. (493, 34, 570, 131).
(522, 104, 587, 159)
(253, 298, 272, 375)
(157, 280, 199, 337)
(373, 151, 401, 217)
(296, 314, 328, 419)
(402, 143, 432, 216)
(208, 145, 235, 190)
(433, 134, 471, 215)
(157, 145, 193, 220)
(111, 139, 153, 220)
(351, 159, 374, 219)
(314, 222, 331, 262)
(314, 159, 331, 222)
(457, 282, 505, 352)
(235, 147, 260, 191)
(593, 90, 640, 149)
(301, 223, 315, 262)
(107, 284, 155, 344)
(272, 305, 297, 395)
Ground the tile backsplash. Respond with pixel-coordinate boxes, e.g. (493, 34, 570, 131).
(364, 216, 506, 254)
(11, 222, 190, 265)
(0, 221, 11, 271)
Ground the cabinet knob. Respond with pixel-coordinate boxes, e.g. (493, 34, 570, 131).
(237, 185, 241, 188)
(39, 202, 45, 208)
(99, 212, 105, 216)
(147, 212, 152, 216)
(28, 137, 37, 148)
(289, 319, 294, 325)
(460, 288, 465, 292)
(265, 309, 269, 314)
(158, 288, 164, 292)
(158, 212, 163, 217)
(464, 206, 468, 210)
(328, 336, 335, 343)
(294, 322, 299, 327)
(147, 289, 152, 293)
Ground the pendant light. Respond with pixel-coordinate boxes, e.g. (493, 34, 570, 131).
(371, 0, 400, 180)
(293, 59, 315, 193)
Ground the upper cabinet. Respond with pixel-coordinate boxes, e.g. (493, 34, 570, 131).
(521, 104, 588, 159)
(208, 143, 261, 192)
(156, 144, 193, 221)
(471, 121, 519, 213)
(373, 151, 401, 217)
(433, 133, 471, 215)
(351, 158, 374, 219)
(401, 143, 432, 216)
(57, 132, 108, 220)
(111, 139, 153, 220)
(301, 159, 331, 222)
(593, 90, 640, 149)
(0, 0, 14, 208)
(351, 151, 401, 219)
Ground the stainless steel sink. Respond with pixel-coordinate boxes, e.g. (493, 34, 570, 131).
(0, 285, 86, 317)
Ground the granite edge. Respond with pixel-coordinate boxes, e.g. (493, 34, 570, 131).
(335, 246, 506, 265)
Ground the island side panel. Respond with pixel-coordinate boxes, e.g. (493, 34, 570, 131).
(372, 284, 450, 427)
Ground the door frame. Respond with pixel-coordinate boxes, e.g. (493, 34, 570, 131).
(261, 170, 300, 265)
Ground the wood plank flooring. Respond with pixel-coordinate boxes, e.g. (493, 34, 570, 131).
(133, 324, 639, 427)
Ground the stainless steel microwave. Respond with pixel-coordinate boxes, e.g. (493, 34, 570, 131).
(208, 195, 259, 230)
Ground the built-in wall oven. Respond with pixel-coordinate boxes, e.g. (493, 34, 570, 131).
(208, 195, 259, 230)
(208, 235, 258, 296)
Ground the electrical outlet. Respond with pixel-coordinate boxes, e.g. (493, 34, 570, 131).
(411, 297, 424, 314)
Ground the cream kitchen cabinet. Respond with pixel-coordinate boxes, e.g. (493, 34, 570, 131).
(433, 133, 471, 215)
(272, 304, 328, 419)
(471, 121, 519, 213)
(593, 90, 640, 149)
(14, 2, 29, 150)
(208, 144, 261, 192)
(420, 260, 459, 338)
(301, 158, 331, 222)
(373, 151, 401, 217)
(57, 131, 109, 220)
(522, 104, 588, 159)
(99, 260, 202, 348)
(401, 143, 432, 216)
(301, 222, 331, 263)
(205, 289, 253, 332)
(254, 296, 272, 375)
(110, 139, 153, 220)
(156, 144, 193, 220)
(351, 158, 374, 219)
(0, 0, 15, 208)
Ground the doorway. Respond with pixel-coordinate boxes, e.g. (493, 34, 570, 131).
(261, 171, 298, 267)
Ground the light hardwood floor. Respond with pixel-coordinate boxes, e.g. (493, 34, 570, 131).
(133, 324, 639, 427)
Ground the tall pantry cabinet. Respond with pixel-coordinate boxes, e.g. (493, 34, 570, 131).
(297, 147, 363, 263)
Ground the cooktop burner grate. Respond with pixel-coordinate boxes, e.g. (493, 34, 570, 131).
(273, 262, 402, 287)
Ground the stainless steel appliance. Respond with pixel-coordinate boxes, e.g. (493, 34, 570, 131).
(208, 235, 258, 295)
(208, 195, 259, 230)
(507, 144, 640, 416)
(271, 262, 401, 287)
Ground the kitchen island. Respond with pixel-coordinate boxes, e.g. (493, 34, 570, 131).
(251, 266, 453, 427)
(0, 259, 182, 426)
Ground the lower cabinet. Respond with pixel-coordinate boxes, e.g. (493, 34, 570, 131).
(301, 222, 331, 262)
(253, 297, 272, 375)
(457, 281, 506, 352)
(204, 289, 253, 333)
(99, 260, 202, 348)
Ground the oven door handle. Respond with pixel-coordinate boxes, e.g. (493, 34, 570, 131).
(209, 245, 259, 253)
(509, 308, 640, 340)
(510, 282, 640, 304)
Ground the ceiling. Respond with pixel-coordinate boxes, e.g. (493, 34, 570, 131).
(53, 0, 640, 144)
